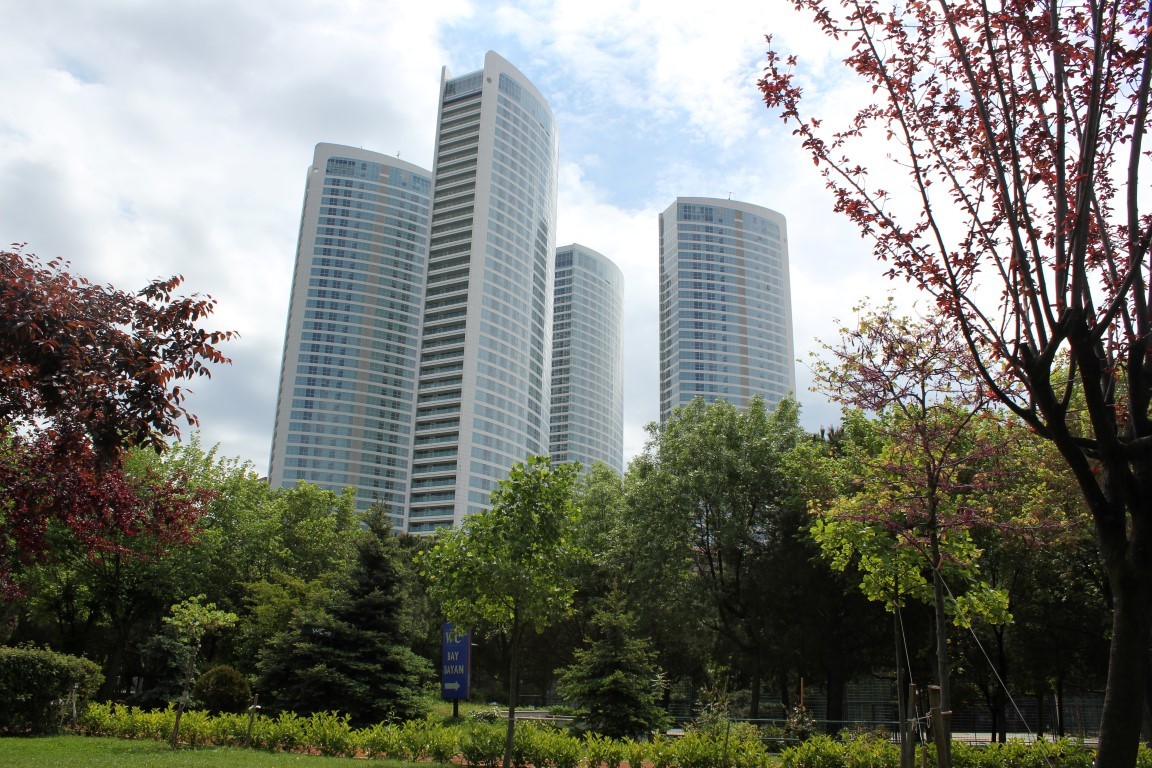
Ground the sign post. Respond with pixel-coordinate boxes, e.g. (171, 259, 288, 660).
(441, 622, 471, 716)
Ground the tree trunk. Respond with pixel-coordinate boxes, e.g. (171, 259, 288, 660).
(503, 621, 521, 768)
(749, 655, 761, 718)
(171, 649, 198, 749)
(100, 637, 127, 700)
(1094, 558, 1151, 768)
(1055, 676, 1065, 738)
(1142, 654, 1152, 744)
(995, 627, 1007, 743)
(929, 523, 952, 768)
(902, 683, 917, 768)
(824, 666, 845, 734)
(988, 687, 1000, 744)
(895, 579, 915, 768)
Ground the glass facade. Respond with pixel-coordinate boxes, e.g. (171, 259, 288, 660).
(658, 198, 795, 422)
(269, 144, 432, 526)
(550, 244, 624, 474)
(407, 51, 559, 531)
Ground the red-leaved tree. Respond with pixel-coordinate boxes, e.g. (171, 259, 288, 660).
(814, 304, 1022, 768)
(0, 245, 231, 597)
(760, 0, 1151, 765)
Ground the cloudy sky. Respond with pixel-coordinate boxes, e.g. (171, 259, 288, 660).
(1, 0, 901, 471)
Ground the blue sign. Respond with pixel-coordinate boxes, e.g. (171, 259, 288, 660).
(441, 623, 471, 700)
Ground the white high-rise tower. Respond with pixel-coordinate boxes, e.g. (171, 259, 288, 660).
(269, 144, 432, 525)
(550, 244, 624, 474)
(406, 52, 560, 531)
(659, 197, 795, 421)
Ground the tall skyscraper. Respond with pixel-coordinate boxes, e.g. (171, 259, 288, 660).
(269, 144, 432, 525)
(550, 244, 625, 474)
(405, 51, 560, 532)
(658, 197, 795, 421)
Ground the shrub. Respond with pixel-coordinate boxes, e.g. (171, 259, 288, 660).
(462, 721, 507, 768)
(839, 731, 898, 768)
(621, 737, 649, 768)
(134, 705, 175, 740)
(1043, 739, 1094, 768)
(585, 730, 626, 768)
(1138, 743, 1152, 768)
(785, 705, 817, 742)
(193, 665, 251, 714)
(177, 708, 211, 747)
(247, 712, 283, 751)
(470, 706, 502, 723)
(537, 727, 584, 768)
(672, 730, 716, 768)
(511, 722, 545, 768)
(727, 722, 771, 768)
(427, 719, 460, 764)
(649, 733, 678, 768)
(669, 718, 769, 768)
(78, 703, 175, 741)
(781, 733, 846, 768)
(951, 741, 988, 768)
(268, 710, 308, 752)
(0, 645, 102, 735)
(78, 701, 116, 737)
(995, 739, 1094, 768)
(393, 716, 456, 762)
(305, 710, 356, 757)
(206, 711, 250, 747)
(359, 722, 403, 759)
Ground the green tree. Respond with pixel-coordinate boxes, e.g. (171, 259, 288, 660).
(418, 456, 581, 768)
(557, 587, 669, 739)
(271, 484, 358, 583)
(951, 430, 1108, 740)
(10, 443, 214, 698)
(192, 664, 251, 715)
(812, 305, 1017, 766)
(127, 438, 284, 610)
(163, 595, 237, 748)
(256, 506, 431, 725)
(618, 456, 712, 701)
(232, 572, 331, 678)
(638, 396, 796, 715)
(630, 396, 861, 717)
(761, 0, 1152, 762)
(770, 429, 892, 728)
(9, 442, 363, 699)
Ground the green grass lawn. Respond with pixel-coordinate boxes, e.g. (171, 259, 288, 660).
(0, 735, 428, 767)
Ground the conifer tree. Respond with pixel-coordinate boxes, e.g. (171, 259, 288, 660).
(257, 506, 430, 725)
(557, 588, 669, 740)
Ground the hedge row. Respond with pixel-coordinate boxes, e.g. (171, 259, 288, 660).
(79, 703, 1149, 768)
(781, 733, 1152, 768)
(79, 702, 765, 764)
(0, 646, 103, 735)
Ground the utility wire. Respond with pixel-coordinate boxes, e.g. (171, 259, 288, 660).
(935, 568, 1036, 740)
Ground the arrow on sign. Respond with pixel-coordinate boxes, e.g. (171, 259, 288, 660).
(444, 682, 460, 691)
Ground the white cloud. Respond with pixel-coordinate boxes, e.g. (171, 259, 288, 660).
(0, 0, 900, 471)
(0, 0, 470, 468)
